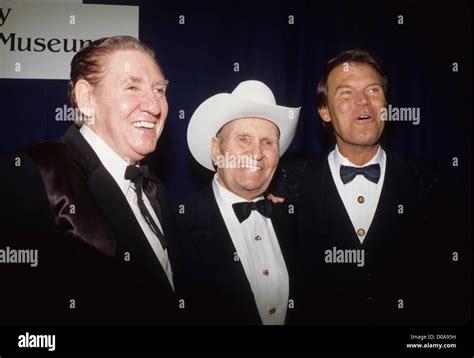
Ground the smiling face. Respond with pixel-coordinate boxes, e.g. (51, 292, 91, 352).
(319, 62, 386, 154)
(87, 49, 168, 163)
(211, 117, 280, 201)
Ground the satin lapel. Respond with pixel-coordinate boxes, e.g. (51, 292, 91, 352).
(153, 180, 171, 238)
(153, 179, 178, 271)
(198, 185, 260, 319)
(62, 126, 173, 290)
(270, 203, 297, 324)
(270, 203, 296, 284)
(61, 125, 101, 175)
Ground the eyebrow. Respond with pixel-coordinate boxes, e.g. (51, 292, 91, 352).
(123, 75, 143, 84)
(235, 132, 278, 140)
(334, 85, 352, 93)
(334, 82, 382, 93)
(235, 132, 251, 137)
(123, 76, 168, 86)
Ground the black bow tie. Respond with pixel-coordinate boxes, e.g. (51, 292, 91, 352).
(124, 164, 168, 249)
(125, 165, 152, 182)
(340, 163, 381, 184)
(232, 199, 272, 223)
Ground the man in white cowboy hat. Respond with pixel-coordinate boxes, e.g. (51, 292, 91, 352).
(176, 80, 300, 325)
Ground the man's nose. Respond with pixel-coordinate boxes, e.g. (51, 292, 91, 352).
(354, 91, 370, 106)
(140, 90, 162, 116)
(249, 142, 264, 160)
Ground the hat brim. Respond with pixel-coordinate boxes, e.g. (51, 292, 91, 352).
(187, 93, 300, 171)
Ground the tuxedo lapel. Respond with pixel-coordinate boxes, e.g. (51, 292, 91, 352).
(189, 184, 261, 322)
(270, 203, 296, 281)
(362, 151, 409, 248)
(296, 150, 442, 323)
(62, 125, 173, 290)
(270, 202, 297, 323)
(319, 159, 361, 246)
(88, 166, 173, 289)
(202, 185, 257, 301)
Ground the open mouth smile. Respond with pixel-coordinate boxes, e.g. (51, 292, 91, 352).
(131, 121, 156, 129)
(357, 114, 372, 121)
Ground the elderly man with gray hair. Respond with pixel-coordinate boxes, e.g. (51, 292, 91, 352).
(1, 36, 179, 324)
(176, 80, 300, 325)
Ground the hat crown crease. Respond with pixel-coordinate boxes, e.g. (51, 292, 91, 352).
(232, 81, 276, 105)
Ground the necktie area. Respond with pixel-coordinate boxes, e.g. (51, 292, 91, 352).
(125, 165, 168, 249)
(232, 199, 273, 223)
(340, 163, 381, 184)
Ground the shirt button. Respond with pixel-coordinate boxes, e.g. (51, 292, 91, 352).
(269, 307, 276, 315)
(262, 269, 269, 276)
(357, 228, 366, 236)
(357, 195, 365, 204)
(255, 235, 262, 241)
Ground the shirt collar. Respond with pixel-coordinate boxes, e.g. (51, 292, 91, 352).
(79, 125, 131, 195)
(212, 174, 264, 206)
(334, 144, 383, 169)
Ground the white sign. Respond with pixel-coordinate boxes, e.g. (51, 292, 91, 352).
(0, 3, 139, 79)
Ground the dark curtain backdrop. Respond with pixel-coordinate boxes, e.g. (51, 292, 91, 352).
(0, 0, 470, 202)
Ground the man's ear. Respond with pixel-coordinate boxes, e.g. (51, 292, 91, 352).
(318, 106, 331, 123)
(211, 136, 221, 167)
(74, 79, 95, 118)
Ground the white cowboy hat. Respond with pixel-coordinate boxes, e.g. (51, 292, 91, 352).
(187, 80, 300, 171)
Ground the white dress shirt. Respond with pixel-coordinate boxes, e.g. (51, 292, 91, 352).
(80, 125, 174, 289)
(328, 145, 386, 244)
(212, 175, 289, 325)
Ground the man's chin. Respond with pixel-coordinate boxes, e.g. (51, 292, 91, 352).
(239, 181, 269, 196)
(341, 135, 381, 148)
(127, 146, 157, 162)
(128, 127, 159, 144)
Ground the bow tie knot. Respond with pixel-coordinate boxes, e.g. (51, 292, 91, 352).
(124, 164, 167, 249)
(125, 165, 150, 181)
(340, 163, 380, 184)
(232, 199, 272, 223)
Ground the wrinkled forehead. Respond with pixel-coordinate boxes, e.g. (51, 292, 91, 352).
(100, 49, 164, 81)
(328, 62, 382, 86)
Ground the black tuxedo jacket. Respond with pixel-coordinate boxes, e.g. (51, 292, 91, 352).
(0, 125, 180, 324)
(280, 149, 466, 324)
(174, 183, 297, 325)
